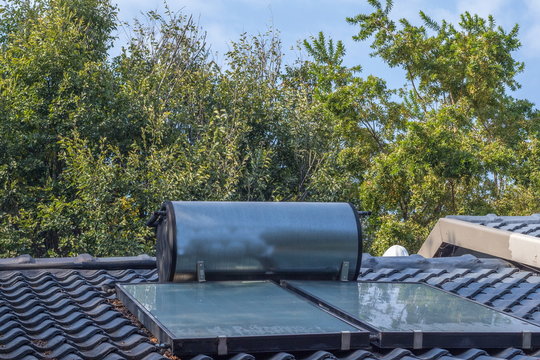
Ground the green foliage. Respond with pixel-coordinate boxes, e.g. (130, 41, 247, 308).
(303, 32, 346, 67)
(369, 215, 427, 256)
(346, 0, 539, 254)
(0, 1, 340, 256)
(0, 0, 538, 258)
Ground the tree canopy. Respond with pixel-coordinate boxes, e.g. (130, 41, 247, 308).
(0, 0, 538, 257)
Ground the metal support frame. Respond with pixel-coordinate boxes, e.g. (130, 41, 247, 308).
(217, 336, 228, 355)
(413, 330, 423, 349)
(340, 331, 351, 350)
(523, 331, 532, 349)
(196, 261, 206, 282)
(339, 261, 350, 282)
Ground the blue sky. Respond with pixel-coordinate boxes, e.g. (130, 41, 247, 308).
(112, 0, 540, 108)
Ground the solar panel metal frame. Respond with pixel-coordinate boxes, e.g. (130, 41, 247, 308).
(116, 281, 370, 356)
(281, 280, 540, 349)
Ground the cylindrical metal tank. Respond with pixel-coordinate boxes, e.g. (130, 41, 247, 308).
(148, 201, 362, 282)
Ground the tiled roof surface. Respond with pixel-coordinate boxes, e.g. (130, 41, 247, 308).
(447, 214, 540, 236)
(0, 265, 166, 360)
(2, 254, 540, 360)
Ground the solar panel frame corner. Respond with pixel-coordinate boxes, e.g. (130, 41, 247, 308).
(116, 282, 175, 346)
(115, 281, 371, 356)
(281, 280, 540, 349)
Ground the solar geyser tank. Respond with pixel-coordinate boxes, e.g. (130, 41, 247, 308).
(123, 200, 540, 355)
(147, 201, 362, 282)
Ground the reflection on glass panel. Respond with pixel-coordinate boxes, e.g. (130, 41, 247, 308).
(119, 281, 362, 338)
(287, 281, 540, 332)
(128, 282, 157, 311)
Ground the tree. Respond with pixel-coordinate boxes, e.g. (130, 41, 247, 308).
(0, 2, 349, 257)
(347, 0, 538, 253)
(0, 0, 120, 256)
(0, 0, 537, 258)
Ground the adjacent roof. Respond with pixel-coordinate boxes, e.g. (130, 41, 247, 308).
(418, 215, 540, 270)
(2, 253, 540, 360)
(447, 214, 540, 236)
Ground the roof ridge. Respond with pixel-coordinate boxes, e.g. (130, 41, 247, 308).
(0, 254, 156, 270)
(360, 253, 509, 272)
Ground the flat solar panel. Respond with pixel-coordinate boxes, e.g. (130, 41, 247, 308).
(283, 280, 540, 349)
(116, 281, 369, 355)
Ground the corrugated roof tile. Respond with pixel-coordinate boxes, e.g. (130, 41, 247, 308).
(1, 254, 539, 359)
(340, 349, 377, 360)
(303, 351, 338, 360)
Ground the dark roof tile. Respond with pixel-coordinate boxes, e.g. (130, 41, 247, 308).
(455, 281, 490, 298)
(511, 300, 540, 319)
(142, 354, 172, 360)
(107, 324, 141, 342)
(228, 353, 256, 360)
(64, 325, 104, 342)
(414, 348, 450, 360)
(0, 336, 30, 354)
(102, 354, 127, 360)
(79, 341, 118, 359)
(385, 268, 422, 281)
(1, 254, 539, 359)
(360, 268, 399, 281)
(0, 266, 167, 360)
(340, 349, 377, 360)
(302, 350, 337, 360)
(378, 349, 414, 360)
(190, 354, 215, 360)
(0, 345, 36, 359)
